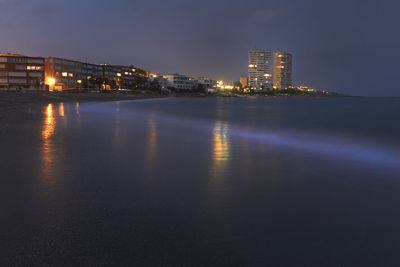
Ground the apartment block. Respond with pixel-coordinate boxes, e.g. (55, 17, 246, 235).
(0, 54, 44, 91)
(45, 57, 140, 90)
(102, 65, 135, 89)
(44, 57, 84, 91)
(163, 74, 196, 90)
(273, 52, 293, 90)
(248, 49, 273, 91)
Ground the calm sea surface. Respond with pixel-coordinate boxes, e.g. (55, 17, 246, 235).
(1, 97, 400, 266)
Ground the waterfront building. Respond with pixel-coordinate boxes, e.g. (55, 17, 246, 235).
(240, 76, 248, 88)
(119, 66, 136, 88)
(44, 57, 84, 91)
(102, 65, 136, 89)
(0, 53, 44, 91)
(135, 68, 150, 78)
(248, 49, 273, 91)
(273, 52, 293, 90)
(148, 75, 169, 89)
(45, 57, 140, 91)
(163, 73, 196, 90)
(81, 63, 104, 88)
(197, 77, 216, 90)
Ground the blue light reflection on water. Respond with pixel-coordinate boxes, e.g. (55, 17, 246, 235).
(83, 99, 400, 171)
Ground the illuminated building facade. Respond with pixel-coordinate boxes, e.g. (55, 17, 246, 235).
(248, 49, 273, 91)
(103, 65, 135, 89)
(82, 63, 103, 87)
(273, 52, 292, 90)
(0, 52, 151, 91)
(0, 54, 44, 91)
(163, 74, 196, 90)
(45, 57, 84, 91)
(197, 77, 216, 90)
(45, 57, 140, 90)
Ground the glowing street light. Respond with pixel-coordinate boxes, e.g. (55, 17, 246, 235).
(46, 78, 56, 91)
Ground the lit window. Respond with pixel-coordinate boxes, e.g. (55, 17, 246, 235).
(27, 66, 42, 70)
(68, 73, 73, 77)
(62, 72, 68, 77)
(117, 73, 122, 77)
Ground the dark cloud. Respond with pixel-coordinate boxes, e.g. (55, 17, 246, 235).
(0, 0, 399, 95)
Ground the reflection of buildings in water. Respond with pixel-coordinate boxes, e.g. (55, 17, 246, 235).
(146, 117, 158, 169)
(113, 104, 121, 145)
(211, 121, 231, 179)
(213, 121, 230, 161)
(42, 104, 55, 141)
(75, 102, 80, 115)
(41, 104, 56, 179)
(59, 102, 64, 117)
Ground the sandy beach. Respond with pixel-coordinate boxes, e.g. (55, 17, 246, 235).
(0, 90, 165, 107)
(0, 91, 168, 121)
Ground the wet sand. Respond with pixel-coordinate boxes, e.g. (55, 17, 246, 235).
(0, 91, 166, 122)
(0, 91, 165, 107)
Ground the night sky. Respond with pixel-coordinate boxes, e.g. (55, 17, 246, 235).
(0, 0, 399, 96)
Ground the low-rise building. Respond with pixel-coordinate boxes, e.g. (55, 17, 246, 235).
(2, 52, 152, 91)
(197, 77, 216, 90)
(148, 74, 169, 89)
(119, 65, 135, 88)
(45, 58, 142, 91)
(82, 63, 103, 87)
(0, 53, 44, 91)
(45, 57, 84, 91)
(163, 73, 196, 90)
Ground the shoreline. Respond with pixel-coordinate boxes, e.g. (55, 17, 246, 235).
(0, 90, 355, 117)
(0, 91, 172, 122)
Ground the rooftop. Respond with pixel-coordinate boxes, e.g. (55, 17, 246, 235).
(0, 53, 26, 57)
(0, 53, 43, 59)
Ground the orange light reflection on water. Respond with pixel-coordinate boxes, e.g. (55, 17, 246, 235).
(146, 117, 158, 170)
(41, 103, 59, 181)
(59, 102, 64, 117)
(211, 121, 231, 181)
(213, 121, 230, 162)
(42, 104, 55, 141)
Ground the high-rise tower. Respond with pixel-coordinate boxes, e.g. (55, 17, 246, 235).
(273, 52, 292, 90)
(248, 49, 273, 91)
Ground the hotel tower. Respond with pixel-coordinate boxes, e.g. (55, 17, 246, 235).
(248, 49, 273, 91)
(273, 52, 293, 90)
